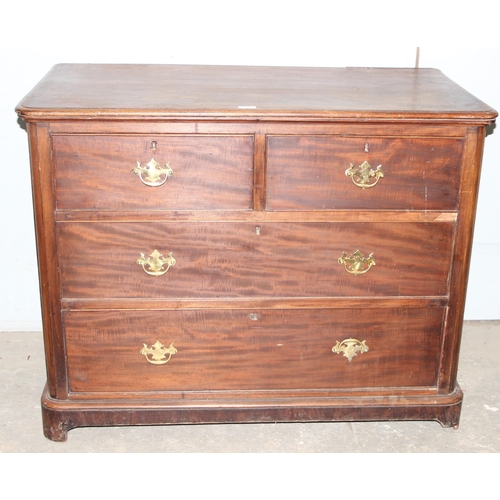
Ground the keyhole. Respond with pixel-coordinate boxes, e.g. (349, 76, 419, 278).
(364, 142, 370, 153)
(253, 226, 261, 235)
(151, 141, 157, 151)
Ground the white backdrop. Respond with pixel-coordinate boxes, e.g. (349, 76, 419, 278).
(1, 2, 499, 330)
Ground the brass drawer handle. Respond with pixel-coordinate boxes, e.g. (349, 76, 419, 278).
(338, 250, 376, 275)
(140, 341, 177, 365)
(332, 338, 369, 362)
(137, 249, 176, 276)
(345, 161, 384, 188)
(133, 158, 173, 187)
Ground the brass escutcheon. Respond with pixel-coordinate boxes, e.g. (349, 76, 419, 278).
(338, 250, 376, 275)
(332, 338, 369, 362)
(140, 341, 177, 365)
(137, 249, 176, 276)
(133, 158, 173, 187)
(345, 161, 384, 188)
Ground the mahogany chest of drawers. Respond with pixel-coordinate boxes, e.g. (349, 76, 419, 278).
(17, 64, 496, 441)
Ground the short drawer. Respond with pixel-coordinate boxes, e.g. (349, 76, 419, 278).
(266, 135, 464, 210)
(52, 134, 254, 210)
(58, 221, 454, 299)
(64, 308, 444, 393)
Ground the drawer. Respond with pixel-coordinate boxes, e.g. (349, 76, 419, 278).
(58, 221, 454, 298)
(266, 136, 464, 210)
(52, 134, 254, 210)
(64, 308, 444, 393)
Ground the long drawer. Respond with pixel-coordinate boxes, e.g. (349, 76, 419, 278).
(266, 135, 464, 210)
(64, 308, 444, 393)
(52, 134, 254, 210)
(57, 221, 454, 298)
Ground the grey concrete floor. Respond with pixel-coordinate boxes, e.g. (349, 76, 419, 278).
(1, 320, 499, 453)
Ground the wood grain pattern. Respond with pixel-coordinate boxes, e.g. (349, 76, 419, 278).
(64, 308, 444, 393)
(53, 134, 254, 210)
(28, 124, 68, 399)
(438, 127, 487, 392)
(47, 120, 473, 138)
(16, 64, 496, 439)
(55, 209, 458, 223)
(62, 296, 449, 312)
(57, 221, 454, 299)
(41, 385, 463, 441)
(267, 135, 464, 210)
(16, 65, 496, 122)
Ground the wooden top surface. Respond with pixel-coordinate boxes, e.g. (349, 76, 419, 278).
(16, 64, 497, 122)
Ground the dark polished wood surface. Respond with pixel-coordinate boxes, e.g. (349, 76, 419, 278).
(267, 135, 464, 210)
(64, 308, 444, 393)
(17, 64, 496, 121)
(57, 221, 454, 299)
(53, 134, 254, 210)
(16, 64, 497, 440)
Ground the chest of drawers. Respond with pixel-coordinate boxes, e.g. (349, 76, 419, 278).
(17, 64, 496, 441)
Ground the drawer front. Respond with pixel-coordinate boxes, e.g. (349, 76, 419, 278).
(58, 221, 454, 298)
(53, 134, 254, 210)
(64, 308, 444, 393)
(266, 136, 464, 210)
